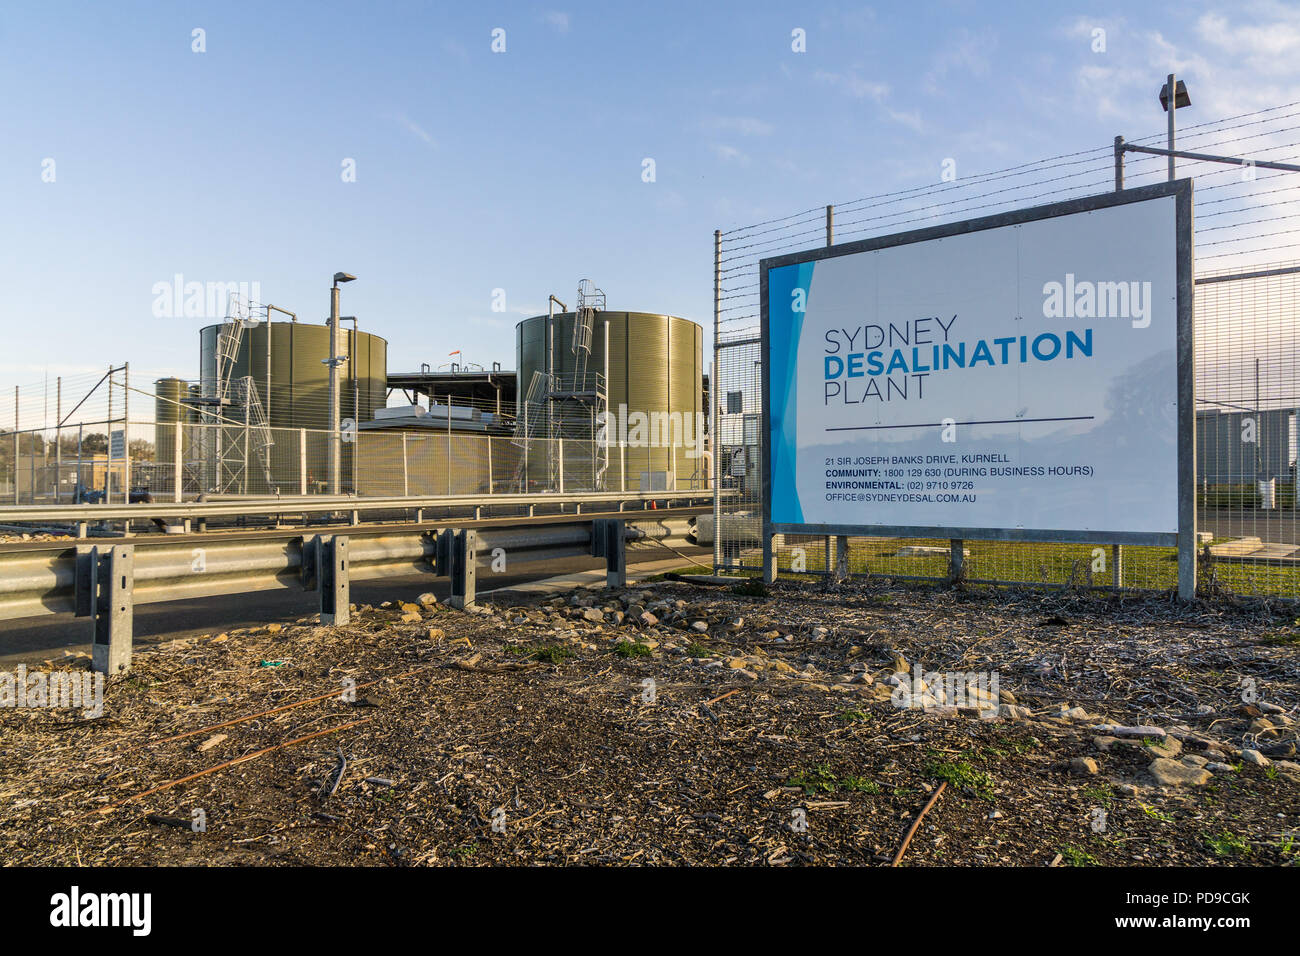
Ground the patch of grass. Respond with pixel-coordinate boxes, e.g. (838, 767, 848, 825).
(612, 640, 652, 659)
(1081, 785, 1114, 807)
(786, 764, 838, 795)
(1204, 829, 1251, 857)
(1260, 632, 1300, 646)
(684, 642, 714, 658)
(1139, 803, 1175, 823)
(837, 708, 870, 724)
(923, 752, 994, 800)
(447, 843, 479, 861)
(989, 734, 1035, 757)
(785, 764, 879, 796)
(509, 642, 575, 664)
(732, 576, 768, 598)
(1060, 844, 1100, 866)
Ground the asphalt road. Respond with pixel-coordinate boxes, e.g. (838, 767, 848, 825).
(0, 546, 709, 668)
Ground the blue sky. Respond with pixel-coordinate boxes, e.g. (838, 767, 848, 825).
(2, 0, 1299, 398)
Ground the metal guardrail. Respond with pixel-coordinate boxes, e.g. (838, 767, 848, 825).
(0, 489, 717, 525)
(0, 508, 703, 675)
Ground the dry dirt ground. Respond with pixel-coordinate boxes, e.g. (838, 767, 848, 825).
(3, 575, 1299, 866)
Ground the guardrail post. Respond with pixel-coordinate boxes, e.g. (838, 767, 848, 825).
(315, 535, 351, 624)
(949, 539, 965, 583)
(450, 528, 476, 609)
(76, 543, 134, 675)
(593, 519, 626, 588)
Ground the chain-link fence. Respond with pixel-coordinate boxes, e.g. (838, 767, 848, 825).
(712, 101, 1300, 599)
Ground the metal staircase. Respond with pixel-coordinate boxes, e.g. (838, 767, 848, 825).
(205, 296, 278, 493)
(510, 370, 552, 491)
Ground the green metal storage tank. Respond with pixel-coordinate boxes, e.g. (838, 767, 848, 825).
(154, 377, 188, 426)
(154, 377, 188, 482)
(198, 321, 387, 430)
(515, 311, 704, 489)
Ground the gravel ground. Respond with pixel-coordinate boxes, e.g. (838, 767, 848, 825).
(2, 575, 1299, 866)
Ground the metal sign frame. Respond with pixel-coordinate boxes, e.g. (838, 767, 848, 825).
(759, 179, 1196, 595)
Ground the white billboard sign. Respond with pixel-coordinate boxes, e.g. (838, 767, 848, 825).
(761, 181, 1194, 544)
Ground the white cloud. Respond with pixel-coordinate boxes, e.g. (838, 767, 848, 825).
(923, 27, 997, 94)
(702, 115, 775, 136)
(710, 144, 750, 165)
(814, 70, 923, 130)
(391, 112, 434, 145)
(544, 11, 571, 34)
(814, 69, 890, 102)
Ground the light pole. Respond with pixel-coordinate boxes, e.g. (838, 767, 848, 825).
(327, 272, 356, 494)
(1160, 74, 1191, 181)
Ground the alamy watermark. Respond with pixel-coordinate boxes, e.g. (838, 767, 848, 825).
(596, 404, 707, 458)
(151, 274, 262, 320)
(1, 665, 103, 718)
(890, 664, 999, 716)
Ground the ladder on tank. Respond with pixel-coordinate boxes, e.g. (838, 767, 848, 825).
(209, 296, 277, 493)
(541, 279, 609, 491)
(510, 370, 551, 492)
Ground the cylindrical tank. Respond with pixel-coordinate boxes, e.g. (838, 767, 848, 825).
(154, 377, 187, 426)
(154, 378, 188, 481)
(516, 311, 704, 489)
(199, 321, 388, 430)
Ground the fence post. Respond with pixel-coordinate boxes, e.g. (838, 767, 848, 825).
(173, 429, 183, 503)
(299, 429, 307, 495)
(123, 363, 130, 501)
(402, 432, 409, 497)
(834, 535, 849, 582)
(949, 539, 965, 583)
(13, 385, 18, 504)
(762, 533, 776, 584)
(558, 438, 565, 494)
(1111, 544, 1123, 589)
(487, 435, 494, 494)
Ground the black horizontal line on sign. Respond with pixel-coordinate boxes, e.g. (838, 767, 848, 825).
(825, 416, 1096, 432)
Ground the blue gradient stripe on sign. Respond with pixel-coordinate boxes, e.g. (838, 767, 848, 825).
(767, 261, 815, 524)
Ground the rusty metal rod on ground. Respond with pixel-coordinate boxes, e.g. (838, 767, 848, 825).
(891, 780, 946, 866)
